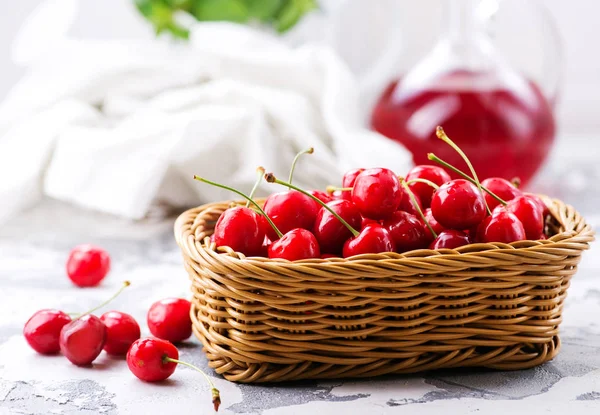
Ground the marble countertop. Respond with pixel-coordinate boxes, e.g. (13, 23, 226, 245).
(1, 138, 599, 415)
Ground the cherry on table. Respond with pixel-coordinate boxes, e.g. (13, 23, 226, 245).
(60, 314, 107, 366)
(342, 224, 395, 257)
(313, 200, 362, 255)
(147, 298, 192, 343)
(212, 206, 266, 256)
(100, 311, 141, 355)
(429, 230, 471, 250)
(382, 211, 428, 253)
(127, 337, 221, 411)
(430, 179, 487, 230)
(481, 177, 522, 211)
(504, 195, 544, 240)
(351, 168, 403, 220)
(23, 310, 72, 355)
(406, 165, 451, 208)
(268, 228, 321, 261)
(66, 244, 111, 287)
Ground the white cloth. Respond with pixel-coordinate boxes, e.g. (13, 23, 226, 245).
(0, 20, 412, 222)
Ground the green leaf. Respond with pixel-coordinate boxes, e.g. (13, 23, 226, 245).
(245, 0, 282, 22)
(274, 0, 316, 33)
(192, 0, 249, 23)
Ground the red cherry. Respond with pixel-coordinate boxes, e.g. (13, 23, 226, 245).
(127, 337, 178, 382)
(332, 189, 352, 201)
(351, 168, 403, 220)
(479, 209, 526, 243)
(342, 168, 365, 188)
(59, 315, 107, 366)
(212, 206, 266, 255)
(382, 211, 428, 253)
(309, 190, 333, 205)
(429, 230, 471, 250)
(504, 195, 544, 240)
(481, 177, 522, 211)
(100, 311, 141, 355)
(361, 216, 379, 229)
(23, 310, 72, 355)
(398, 189, 422, 216)
(320, 254, 338, 259)
(430, 179, 486, 230)
(268, 228, 321, 261)
(66, 244, 110, 287)
(313, 200, 362, 254)
(147, 298, 192, 343)
(342, 224, 395, 257)
(263, 191, 319, 240)
(406, 165, 451, 208)
(422, 208, 445, 242)
(127, 337, 222, 410)
(524, 193, 550, 217)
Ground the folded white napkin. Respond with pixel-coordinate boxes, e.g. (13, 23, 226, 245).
(0, 21, 411, 222)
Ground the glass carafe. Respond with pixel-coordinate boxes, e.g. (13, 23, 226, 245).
(370, 0, 559, 187)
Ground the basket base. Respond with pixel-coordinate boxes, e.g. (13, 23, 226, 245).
(191, 306, 560, 384)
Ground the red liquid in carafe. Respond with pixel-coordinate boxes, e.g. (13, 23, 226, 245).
(371, 73, 555, 187)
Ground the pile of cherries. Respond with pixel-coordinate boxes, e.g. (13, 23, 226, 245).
(23, 244, 220, 411)
(195, 127, 550, 261)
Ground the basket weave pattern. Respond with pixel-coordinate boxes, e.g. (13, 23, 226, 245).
(175, 197, 593, 383)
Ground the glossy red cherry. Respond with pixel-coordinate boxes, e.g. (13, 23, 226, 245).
(59, 315, 107, 366)
(361, 216, 379, 229)
(429, 230, 471, 250)
(422, 208, 445, 242)
(212, 206, 266, 255)
(342, 224, 395, 257)
(430, 179, 486, 230)
(268, 228, 320, 261)
(406, 165, 451, 208)
(351, 168, 403, 220)
(147, 298, 192, 343)
(524, 193, 550, 217)
(398, 189, 422, 216)
(331, 189, 352, 201)
(504, 195, 544, 240)
(382, 211, 428, 253)
(263, 191, 320, 240)
(309, 190, 333, 205)
(479, 209, 526, 243)
(100, 311, 141, 355)
(481, 177, 522, 211)
(23, 310, 72, 354)
(127, 338, 222, 410)
(313, 200, 362, 254)
(127, 337, 178, 382)
(66, 244, 111, 287)
(342, 168, 365, 188)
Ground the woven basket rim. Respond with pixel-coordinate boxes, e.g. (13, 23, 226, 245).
(174, 196, 594, 268)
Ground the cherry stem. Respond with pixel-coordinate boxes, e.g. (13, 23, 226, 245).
(427, 153, 507, 206)
(326, 185, 352, 193)
(264, 173, 360, 237)
(511, 177, 521, 188)
(73, 281, 131, 320)
(400, 179, 437, 239)
(163, 357, 221, 411)
(288, 147, 314, 186)
(406, 178, 440, 190)
(245, 166, 265, 208)
(194, 175, 283, 238)
(436, 126, 491, 215)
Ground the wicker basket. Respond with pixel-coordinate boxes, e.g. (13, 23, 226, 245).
(174, 196, 594, 383)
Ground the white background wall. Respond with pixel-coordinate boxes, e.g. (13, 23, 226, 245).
(0, 0, 597, 135)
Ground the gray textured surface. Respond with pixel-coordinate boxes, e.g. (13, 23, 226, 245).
(1, 138, 599, 414)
